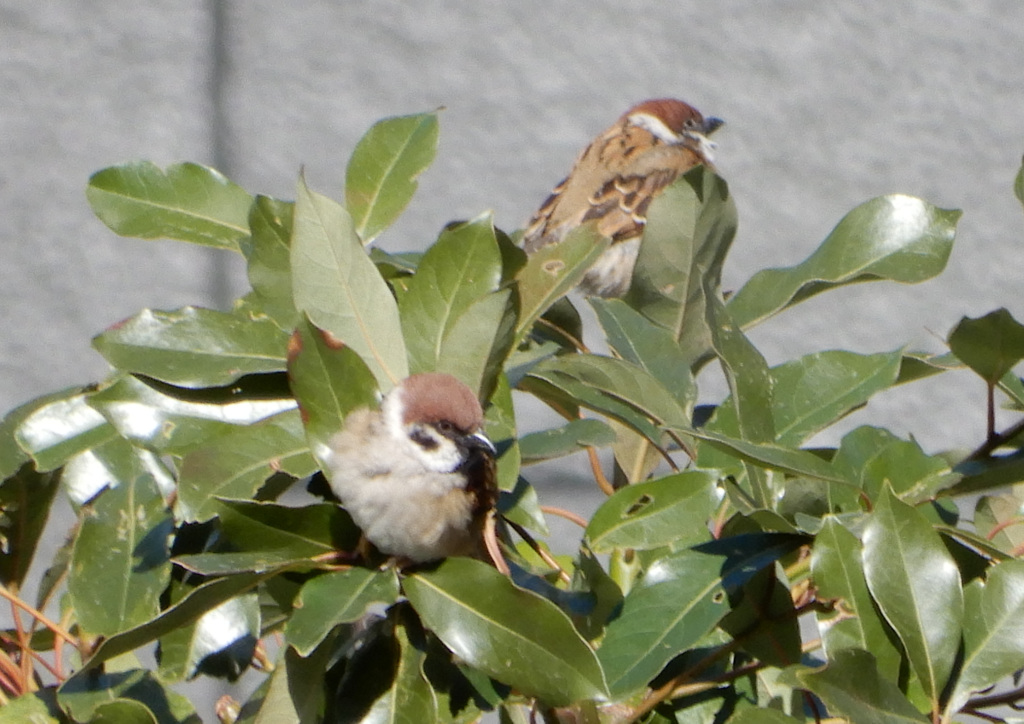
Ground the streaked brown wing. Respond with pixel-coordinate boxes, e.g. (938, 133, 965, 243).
(582, 167, 680, 242)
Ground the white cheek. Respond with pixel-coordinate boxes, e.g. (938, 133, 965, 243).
(406, 432, 463, 473)
(627, 112, 681, 144)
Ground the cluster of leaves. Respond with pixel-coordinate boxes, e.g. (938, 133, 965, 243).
(3, 110, 1024, 724)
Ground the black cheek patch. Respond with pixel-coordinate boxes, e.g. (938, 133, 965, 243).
(409, 428, 439, 450)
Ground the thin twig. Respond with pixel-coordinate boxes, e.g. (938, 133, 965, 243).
(586, 446, 615, 496)
(539, 505, 588, 528)
(484, 513, 511, 576)
(0, 585, 80, 654)
(966, 415, 1024, 461)
(503, 519, 572, 585)
(534, 316, 590, 354)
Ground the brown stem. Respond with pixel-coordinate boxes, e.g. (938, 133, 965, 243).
(484, 513, 511, 577)
(966, 414, 1024, 461)
(987, 382, 996, 442)
(539, 505, 588, 528)
(0, 585, 80, 655)
(504, 518, 572, 584)
(534, 316, 590, 354)
(964, 681, 1024, 710)
(586, 445, 615, 496)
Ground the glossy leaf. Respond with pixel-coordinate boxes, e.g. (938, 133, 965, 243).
(404, 557, 607, 706)
(0, 465, 60, 588)
(797, 649, 928, 723)
(362, 614, 440, 723)
(68, 472, 172, 637)
(87, 699, 159, 724)
(213, 499, 358, 560)
(862, 487, 963, 703)
(245, 195, 297, 328)
(287, 314, 379, 465)
(434, 289, 517, 402)
(346, 111, 439, 243)
(1015, 156, 1024, 210)
(728, 195, 959, 329)
(771, 350, 902, 445)
(625, 167, 737, 361)
(525, 353, 691, 435)
(82, 573, 264, 671)
(832, 425, 958, 503)
(246, 642, 333, 724)
(87, 161, 251, 251)
(590, 298, 696, 404)
(948, 308, 1024, 385)
(811, 518, 902, 680)
(513, 224, 609, 344)
(176, 410, 317, 522)
(598, 534, 804, 697)
(945, 559, 1024, 716)
(291, 176, 408, 389)
(585, 471, 718, 552)
(15, 388, 116, 472)
(286, 568, 400, 656)
(160, 592, 259, 681)
(87, 374, 296, 454)
(686, 426, 841, 482)
(0, 388, 83, 479)
(93, 307, 288, 388)
(399, 214, 503, 373)
(59, 668, 200, 724)
(518, 418, 616, 464)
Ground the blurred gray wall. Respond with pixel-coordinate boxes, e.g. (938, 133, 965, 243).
(2, 1, 1022, 719)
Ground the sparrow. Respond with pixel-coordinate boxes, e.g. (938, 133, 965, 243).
(326, 372, 498, 564)
(522, 98, 723, 297)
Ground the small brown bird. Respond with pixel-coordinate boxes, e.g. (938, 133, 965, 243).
(326, 372, 498, 564)
(523, 98, 723, 297)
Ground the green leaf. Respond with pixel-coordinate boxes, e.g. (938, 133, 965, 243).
(346, 111, 440, 243)
(590, 298, 696, 406)
(0, 690, 61, 723)
(87, 374, 296, 454)
(59, 669, 201, 724)
(87, 699, 159, 724)
(213, 499, 358, 560)
(585, 471, 718, 552)
(729, 711, 804, 724)
(92, 307, 288, 388)
(625, 167, 737, 363)
(435, 290, 517, 402)
(81, 573, 264, 671)
(862, 486, 963, 703)
(728, 195, 960, 329)
(518, 419, 616, 464)
(245, 196, 297, 328)
(797, 649, 928, 723)
(1015, 155, 1024, 210)
(362, 613, 440, 723)
(832, 426, 959, 503)
(684, 427, 841, 482)
(399, 214, 503, 374)
(524, 354, 691, 438)
(86, 161, 252, 251)
(705, 287, 775, 504)
(15, 388, 117, 472)
(811, 518, 902, 680)
(245, 642, 333, 724)
(513, 224, 609, 344)
(771, 350, 902, 445)
(67, 472, 172, 638)
(948, 308, 1024, 385)
(159, 592, 260, 681)
(176, 410, 317, 522)
(286, 568, 400, 656)
(404, 557, 607, 706)
(287, 314, 379, 466)
(0, 389, 85, 479)
(945, 559, 1024, 716)
(597, 535, 803, 697)
(0, 466, 60, 589)
(291, 176, 408, 389)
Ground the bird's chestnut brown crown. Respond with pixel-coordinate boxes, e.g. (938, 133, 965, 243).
(625, 98, 724, 138)
(397, 372, 484, 436)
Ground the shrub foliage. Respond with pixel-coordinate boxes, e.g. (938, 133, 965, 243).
(3, 110, 1024, 723)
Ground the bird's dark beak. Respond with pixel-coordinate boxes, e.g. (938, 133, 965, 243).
(463, 431, 497, 457)
(702, 117, 725, 135)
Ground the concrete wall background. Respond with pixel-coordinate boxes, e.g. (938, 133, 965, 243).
(2, 0, 1023, 717)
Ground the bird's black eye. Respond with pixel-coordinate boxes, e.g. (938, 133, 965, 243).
(435, 420, 456, 436)
(683, 118, 697, 129)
